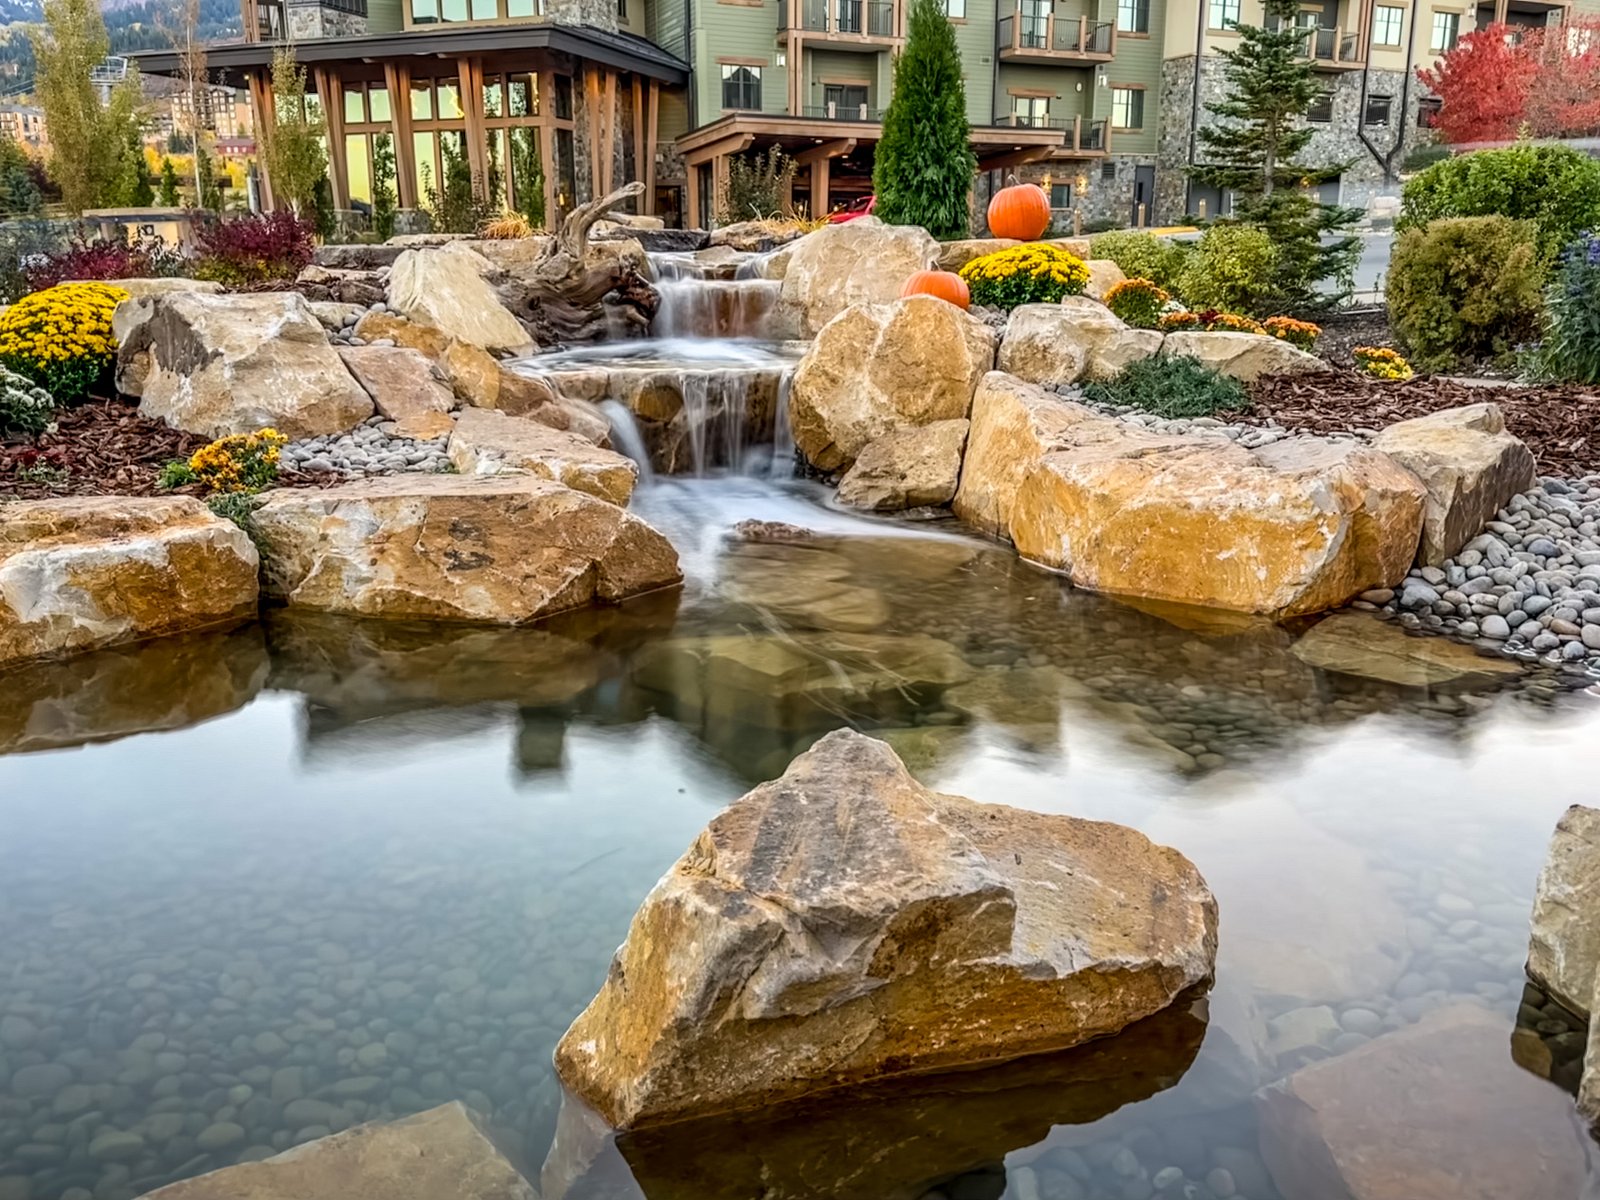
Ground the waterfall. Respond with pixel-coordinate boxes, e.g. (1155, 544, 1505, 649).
(653, 279, 781, 340)
(599, 399, 656, 488)
(770, 370, 795, 480)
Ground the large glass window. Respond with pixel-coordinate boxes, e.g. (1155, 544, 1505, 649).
(343, 86, 365, 124)
(1430, 9, 1459, 50)
(410, 79, 434, 121)
(555, 127, 576, 215)
(1012, 95, 1049, 127)
(510, 126, 543, 220)
(945, 0, 964, 15)
(508, 73, 538, 116)
(436, 81, 463, 119)
(1208, 0, 1239, 28)
(507, 0, 545, 15)
(346, 133, 372, 204)
(553, 75, 573, 119)
(471, 0, 496, 16)
(368, 86, 391, 122)
(483, 78, 504, 118)
(1372, 4, 1403, 44)
(413, 130, 437, 198)
(721, 64, 762, 110)
(411, 0, 438, 22)
(1111, 86, 1143, 129)
(1117, 0, 1148, 34)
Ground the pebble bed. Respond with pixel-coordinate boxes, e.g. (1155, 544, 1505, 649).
(323, 301, 405, 349)
(278, 416, 453, 478)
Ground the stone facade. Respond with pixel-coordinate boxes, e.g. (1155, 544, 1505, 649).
(974, 157, 1154, 237)
(1158, 55, 1426, 222)
(285, 0, 368, 39)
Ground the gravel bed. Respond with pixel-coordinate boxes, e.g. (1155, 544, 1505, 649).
(325, 301, 406, 348)
(279, 415, 453, 477)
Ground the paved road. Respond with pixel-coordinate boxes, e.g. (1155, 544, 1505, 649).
(1350, 228, 1393, 301)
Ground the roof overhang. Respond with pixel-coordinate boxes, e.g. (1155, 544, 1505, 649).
(676, 111, 1067, 159)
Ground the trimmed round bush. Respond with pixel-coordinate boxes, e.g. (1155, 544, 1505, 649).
(1386, 215, 1546, 371)
(1398, 145, 1600, 261)
(1089, 231, 1192, 293)
(1176, 225, 1278, 316)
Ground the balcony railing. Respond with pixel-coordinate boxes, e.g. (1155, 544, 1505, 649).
(803, 102, 883, 121)
(778, 0, 895, 35)
(1269, 19, 1363, 64)
(996, 12, 1114, 58)
(990, 112, 1109, 152)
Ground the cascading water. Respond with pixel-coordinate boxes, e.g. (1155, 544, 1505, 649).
(598, 400, 655, 488)
(653, 278, 781, 340)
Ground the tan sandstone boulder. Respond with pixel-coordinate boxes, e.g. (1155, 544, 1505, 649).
(553, 729, 1217, 1129)
(1527, 804, 1600, 1019)
(1162, 330, 1324, 382)
(998, 300, 1162, 386)
(124, 291, 374, 439)
(774, 218, 940, 337)
(789, 297, 996, 471)
(0, 497, 258, 667)
(337, 345, 456, 440)
(837, 419, 969, 511)
(935, 237, 1022, 273)
(250, 475, 680, 623)
(1257, 1006, 1586, 1200)
(136, 1102, 535, 1200)
(447, 407, 637, 505)
(352, 311, 453, 359)
(1370, 403, 1537, 565)
(1083, 258, 1126, 301)
(956, 373, 1426, 617)
(387, 243, 534, 355)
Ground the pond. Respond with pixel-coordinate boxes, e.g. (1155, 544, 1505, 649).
(1, 474, 1597, 1200)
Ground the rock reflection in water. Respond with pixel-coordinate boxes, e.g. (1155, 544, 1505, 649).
(541, 999, 1208, 1200)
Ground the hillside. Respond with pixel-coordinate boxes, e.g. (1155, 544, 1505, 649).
(0, 0, 242, 95)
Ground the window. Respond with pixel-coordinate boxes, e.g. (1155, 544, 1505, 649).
(721, 64, 762, 110)
(1307, 90, 1333, 122)
(1111, 86, 1143, 129)
(824, 84, 869, 117)
(1430, 9, 1459, 50)
(616, 0, 627, 16)
(946, 0, 965, 16)
(1372, 4, 1403, 44)
(410, 79, 433, 121)
(1418, 95, 1442, 127)
(1049, 182, 1072, 207)
(343, 87, 365, 124)
(368, 86, 391, 122)
(1209, 0, 1239, 28)
(1117, 0, 1148, 33)
(470, 0, 495, 16)
(1364, 93, 1393, 125)
(1012, 95, 1050, 127)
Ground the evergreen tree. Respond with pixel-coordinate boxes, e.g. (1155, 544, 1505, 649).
(371, 133, 397, 239)
(312, 172, 336, 239)
(872, 0, 975, 238)
(195, 144, 220, 211)
(1188, 0, 1361, 311)
(158, 156, 179, 206)
(0, 135, 41, 217)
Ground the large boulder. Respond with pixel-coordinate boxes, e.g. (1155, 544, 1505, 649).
(553, 729, 1217, 1129)
(1369, 403, 1537, 565)
(998, 300, 1163, 386)
(1082, 258, 1126, 301)
(774, 218, 940, 337)
(0, 497, 258, 667)
(123, 291, 375, 440)
(1257, 1006, 1586, 1200)
(1162, 330, 1324, 382)
(789, 297, 996, 471)
(1527, 804, 1600, 1019)
(136, 1102, 536, 1200)
(250, 475, 680, 623)
(956, 373, 1427, 617)
(935, 237, 1022, 273)
(447, 407, 638, 505)
(337, 345, 456, 440)
(837, 419, 969, 511)
(387, 243, 535, 355)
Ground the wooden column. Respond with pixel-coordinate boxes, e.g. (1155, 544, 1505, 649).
(810, 155, 831, 217)
(644, 80, 660, 213)
(584, 67, 603, 200)
(686, 160, 702, 228)
(540, 72, 560, 226)
(458, 57, 490, 200)
(313, 65, 349, 209)
(384, 61, 417, 210)
(600, 70, 618, 196)
(630, 75, 645, 193)
(246, 67, 277, 210)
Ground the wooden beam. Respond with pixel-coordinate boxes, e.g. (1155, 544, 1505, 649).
(631, 74, 644, 194)
(313, 66, 349, 210)
(644, 79, 659, 213)
(683, 131, 755, 167)
(384, 61, 417, 211)
(541, 72, 559, 227)
(246, 68, 276, 209)
(458, 57, 490, 202)
(794, 137, 855, 165)
(585, 67, 603, 201)
(601, 70, 618, 196)
(686, 160, 702, 228)
(976, 145, 1053, 173)
(810, 155, 831, 217)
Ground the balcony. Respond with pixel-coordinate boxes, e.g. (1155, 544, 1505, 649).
(990, 112, 1109, 154)
(1269, 19, 1364, 67)
(803, 102, 883, 121)
(996, 10, 1114, 63)
(778, 0, 898, 41)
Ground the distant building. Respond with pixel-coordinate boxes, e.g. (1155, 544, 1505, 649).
(0, 104, 46, 151)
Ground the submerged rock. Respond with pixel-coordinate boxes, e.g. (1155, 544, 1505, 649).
(790, 297, 995, 471)
(0, 496, 259, 667)
(1256, 1006, 1586, 1200)
(136, 1101, 535, 1200)
(1369, 403, 1537, 566)
(1292, 611, 1522, 688)
(251, 475, 680, 623)
(553, 729, 1218, 1129)
(773, 217, 939, 337)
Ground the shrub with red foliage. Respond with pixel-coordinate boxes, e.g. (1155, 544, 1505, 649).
(193, 211, 316, 285)
(1418, 17, 1600, 144)
(23, 235, 185, 293)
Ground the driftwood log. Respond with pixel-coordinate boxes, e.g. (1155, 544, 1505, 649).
(506, 181, 660, 344)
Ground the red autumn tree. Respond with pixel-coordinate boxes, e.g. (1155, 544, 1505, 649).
(1522, 18, 1600, 137)
(1416, 22, 1539, 144)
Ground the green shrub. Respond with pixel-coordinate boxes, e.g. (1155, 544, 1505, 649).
(1083, 354, 1248, 418)
(0, 363, 54, 434)
(1527, 231, 1600, 385)
(1386, 215, 1546, 370)
(1103, 278, 1169, 329)
(1401, 144, 1451, 175)
(1398, 145, 1600, 261)
(1177, 224, 1278, 316)
(1090, 231, 1192, 293)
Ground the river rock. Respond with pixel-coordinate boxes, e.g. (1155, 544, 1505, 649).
(387, 243, 534, 355)
(135, 1102, 536, 1200)
(123, 291, 375, 439)
(837, 419, 969, 511)
(774, 218, 940, 337)
(0, 496, 259, 667)
(1257, 1006, 1585, 1200)
(1527, 804, 1600, 1019)
(1162, 331, 1325, 382)
(1369, 403, 1537, 565)
(447, 408, 637, 505)
(553, 729, 1217, 1129)
(250, 474, 680, 622)
(997, 300, 1162, 386)
(1291, 611, 1522, 688)
(337, 345, 456, 440)
(789, 296, 996, 471)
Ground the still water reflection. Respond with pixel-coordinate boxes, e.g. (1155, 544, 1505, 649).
(1, 478, 1597, 1200)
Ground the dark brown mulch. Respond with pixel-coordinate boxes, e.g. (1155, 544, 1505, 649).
(1240, 370, 1600, 478)
(1312, 307, 1396, 370)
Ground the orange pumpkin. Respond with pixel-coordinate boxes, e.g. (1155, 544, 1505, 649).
(987, 182, 1051, 241)
(899, 269, 971, 309)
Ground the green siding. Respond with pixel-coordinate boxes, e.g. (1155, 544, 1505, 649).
(619, 0, 647, 37)
(694, 0, 786, 117)
(658, 87, 690, 140)
(651, 0, 689, 57)
(949, 0, 999, 125)
(996, 62, 1093, 122)
(807, 47, 879, 114)
(1093, 0, 1163, 152)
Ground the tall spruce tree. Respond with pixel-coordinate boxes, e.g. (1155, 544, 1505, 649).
(158, 157, 180, 206)
(872, 0, 975, 238)
(1188, 0, 1361, 311)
